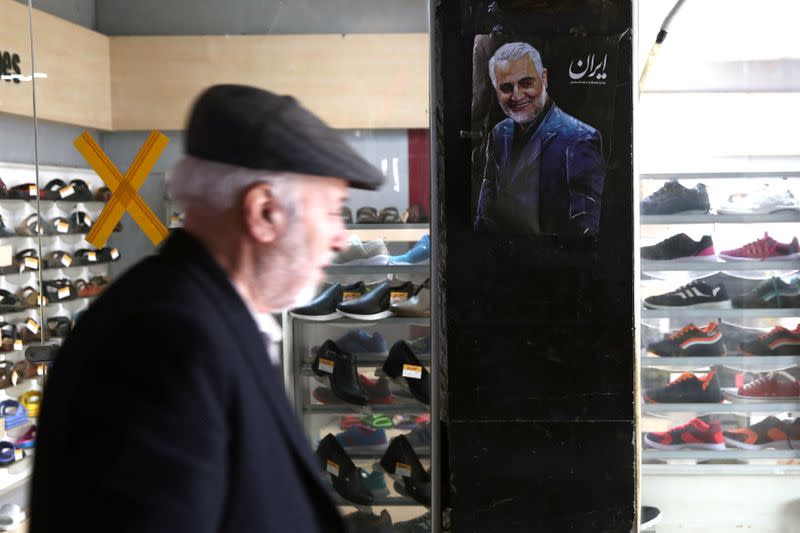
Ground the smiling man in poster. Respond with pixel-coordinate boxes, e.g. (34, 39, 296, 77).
(474, 41, 605, 238)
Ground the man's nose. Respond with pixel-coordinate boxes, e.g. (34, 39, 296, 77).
(512, 83, 524, 100)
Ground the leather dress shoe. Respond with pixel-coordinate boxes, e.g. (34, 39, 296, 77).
(377, 435, 430, 505)
(394, 474, 432, 507)
(336, 281, 414, 320)
(343, 509, 393, 533)
(315, 434, 375, 506)
(389, 278, 430, 317)
(310, 340, 369, 407)
(291, 281, 366, 321)
(378, 340, 430, 405)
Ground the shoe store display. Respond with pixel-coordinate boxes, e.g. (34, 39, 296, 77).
(377, 434, 431, 506)
(390, 278, 430, 317)
(388, 235, 430, 265)
(731, 277, 800, 309)
(640, 506, 662, 530)
(332, 423, 389, 453)
(313, 374, 394, 405)
(646, 322, 725, 357)
(392, 511, 431, 533)
(356, 206, 380, 224)
(405, 421, 432, 449)
(718, 320, 768, 353)
(723, 416, 800, 450)
(644, 418, 725, 450)
(641, 181, 710, 215)
(644, 372, 723, 403)
(332, 235, 390, 266)
(739, 324, 800, 355)
(308, 340, 369, 407)
(719, 232, 800, 261)
(315, 434, 374, 506)
(343, 509, 393, 533)
(392, 475, 432, 507)
(724, 371, 800, 402)
(641, 233, 716, 262)
(337, 280, 415, 320)
(717, 185, 800, 215)
(644, 280, 730, 309)
(378, 340, 431, 406)
(290, 281, 367, 320)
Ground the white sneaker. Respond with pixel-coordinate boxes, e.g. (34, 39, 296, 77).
(331, 235, 390, 265)
(717, 185, 800, 215)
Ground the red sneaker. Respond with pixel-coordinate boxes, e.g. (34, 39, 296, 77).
(644, 418, 725, 450)
(725, 371, 800, 402)
(723, 416, 800, 450)
(719, 232, 800, 261)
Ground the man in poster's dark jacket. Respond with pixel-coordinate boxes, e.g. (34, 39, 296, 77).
(474, 42, 605, 237)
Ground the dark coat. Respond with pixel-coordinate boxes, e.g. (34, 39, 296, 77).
(30, 230, 345, 533)
(474, 104, 605, 237)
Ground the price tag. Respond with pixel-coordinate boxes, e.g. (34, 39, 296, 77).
(27, 185, 37, 197)
(13, 449, 23, 461)
(58, 184, 75, 198)
(25, 319, 39, 334)
(37, 295, 46, 306)
(110, 248, 120, 260)
(390, 291, 409, 304)
(326, 460, 340, 477)
(318, 357, 335, 374)
(86, 252, 97, 263)
(61, 254, 73, 268)
(402, 364, 422, 379)
(342, 291, 361, 301)
(396, 462, 412, 478)
(23, 257, 39, 270)
(13, 340, 22, 351)
(56, 221, 69, 233)
(83, 214, 93, 226)
(57, 287, 70, 300)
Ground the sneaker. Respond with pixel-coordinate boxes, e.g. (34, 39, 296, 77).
(641, 181, 710, 215)
(644, 280, 730, 309)
(641, 506, 662, 530)
(646, 322, 725, 357)
(725, 371, 800, 402)
(719, 232, 800, 261)
(644, 417, 725, 450)
(644, 371, 723, 403)
(723, 416, 800, 450)
(388, 235, 430, 265)
(343, 509, 393, 533)
(313, 375, 395, 405)
(393, 511, 432, 533)
(718, 320, 769, 354)
(290, 281, 367, 320)
(641, 233, 716, 262)
(405, 422, 432, 448)
(717, 185, 800, 215)
(312, 330, 387, 356)
(362, 470, 390, 499)
(731, 277, 800, 309)
(333, 424, 389, 453)
(740, 325, 800, 356)
(332, 235, 390, 266)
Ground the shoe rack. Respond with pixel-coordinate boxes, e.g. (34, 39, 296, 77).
(0, 161, 122, 503)
(639, 167, 800, 530)
(282, 223, 432, 527)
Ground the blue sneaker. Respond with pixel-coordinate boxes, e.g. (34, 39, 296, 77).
(337, 330, 387, 354)
(334, 424, 388, 452)
(362, 469, 389, 498)
(406, 336, 430, 355)
(389, 235, 430, 265)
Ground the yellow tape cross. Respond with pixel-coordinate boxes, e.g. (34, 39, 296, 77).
(74, 130, 169, 248)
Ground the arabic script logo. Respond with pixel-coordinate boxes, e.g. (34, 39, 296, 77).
(569, 53, 608, 84)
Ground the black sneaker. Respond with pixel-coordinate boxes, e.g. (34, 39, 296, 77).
(641, 233, 716, 261)
(641, 506, 662, 530)
(644, 371, 723, 403)
(290, 281, 366, 320)
(644, 280, 730, 309)
(731, 277, 800, 309)
(641, 181, 710, 215)
(719, 320, 769, 354)
(646, 322, 725, 357)
(343, 509, 393, 533)
(740, 325, 800, 356)
(378, 340, 430, 406)
(315, 434, 374, 506)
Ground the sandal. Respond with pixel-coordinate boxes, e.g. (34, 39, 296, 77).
(14, 249, 39, 272)
(41, 179, 67, 200)
(68, 212, 93, 233)
(0, 291, 21, 313)
(69, 179, 94, 201)
(49, 216, 71, 235)
(17, 287, 47, 308)
(7, 184, 38, 200)
(16, 214, 52, 236)
(0, 323, 19, 353)
(43, 279, 77, 302)
(356, 206, 379, 224)
(44, 251, 74, 269)
(46, 316, 71, 338)
(18, 318, 42, 343)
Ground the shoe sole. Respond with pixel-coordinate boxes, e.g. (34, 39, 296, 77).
(332, 254, 390, 266)
(641, 512, 662, 530)
(723, 390, 800, 403)
(374, 369, 431, 408)
(643, 300, 732, 310)
(388, 258, 430, 266)
(338, 310, 394, 320)
(644, 435, 725, 450)
(723, 436, 800, 450)
(642, 255, 720, 263)
(719, 252, 800, 262)
(717, 206, 800, 215)
(289, 311, 342, 321)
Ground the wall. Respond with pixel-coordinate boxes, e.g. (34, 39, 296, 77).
(21, 0, 95, 29)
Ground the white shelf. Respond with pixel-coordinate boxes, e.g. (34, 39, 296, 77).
(641, 259, 800, 272)
(642, 212, 800, 224)
(640, 171, 800, 180)
(345, 224, 428, 243)
(642, 308, 800, 320)
(303, 403, 428, 415)
(292, 316, 430, 326)
(640, 355, 800, 372)
(642, 463, 800, 475)
(324, 265, 429, 276)
(643, 402, 800, 414)
(643, 449, 800, 461)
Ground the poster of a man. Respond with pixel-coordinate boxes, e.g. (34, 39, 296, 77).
(473, 42, 605, 238)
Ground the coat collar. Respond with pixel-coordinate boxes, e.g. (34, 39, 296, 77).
(158, 230, 326, 488)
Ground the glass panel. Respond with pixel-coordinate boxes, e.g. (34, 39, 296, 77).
(638, 1, 800, 530)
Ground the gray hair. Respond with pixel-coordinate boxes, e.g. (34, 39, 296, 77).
(168, 156, 301, 217)
(488, 42, 545, 88)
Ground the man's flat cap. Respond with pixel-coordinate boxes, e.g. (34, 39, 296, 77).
(186, 84, 385, 190)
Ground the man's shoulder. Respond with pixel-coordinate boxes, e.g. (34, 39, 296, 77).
(548, 105, 599, 139)
(490, 117, 516, 138)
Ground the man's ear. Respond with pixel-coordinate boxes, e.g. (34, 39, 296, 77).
(241, 182, 286, 244)
(541, 68, 548, 89)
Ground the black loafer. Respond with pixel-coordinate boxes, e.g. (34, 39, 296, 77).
(290, 281, 366, 320)
(336, 281, 414, 320)
(315, 434, 375, 506)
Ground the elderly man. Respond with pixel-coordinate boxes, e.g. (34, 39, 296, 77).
(30, 85, 384, 532)
(474, 42, 605, 237)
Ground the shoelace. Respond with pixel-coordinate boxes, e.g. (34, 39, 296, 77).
(666, 419, 705, 433)
(743, 233, 778, 260)
(755, 277, 784, 306)
(665, 372, 695, 387)
(670, 324, 699, 339)
(650, 182, 680, 198)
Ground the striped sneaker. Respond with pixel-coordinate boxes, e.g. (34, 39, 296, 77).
(645, 417, 724, 450)
(740, 324, 800, 355)
(723, 416, 800, 450)
(646, 322, 725, 357)
(644, 280, 730, 309)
